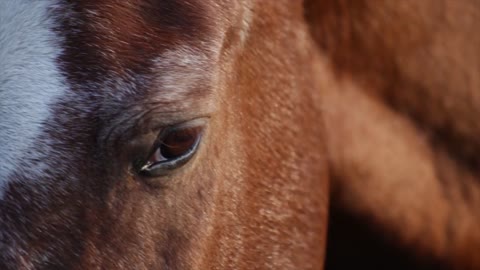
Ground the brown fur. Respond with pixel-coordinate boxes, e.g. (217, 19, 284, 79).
(3, 0, 479, 269)
(305, 0, 480, 269)
(69, 1, 329, 269)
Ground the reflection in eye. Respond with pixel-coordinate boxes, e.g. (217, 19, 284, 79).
(137, 119, 205, 177)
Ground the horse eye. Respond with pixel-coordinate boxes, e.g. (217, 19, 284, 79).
(137, 119, 205, 177)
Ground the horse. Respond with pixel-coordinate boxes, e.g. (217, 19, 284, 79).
(1, 0, 480, 269)
(0, 0, 328, 269)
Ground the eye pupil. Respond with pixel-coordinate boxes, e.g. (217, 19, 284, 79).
(160, 126, 201, 159)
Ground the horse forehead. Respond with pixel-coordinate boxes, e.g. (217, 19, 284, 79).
(0, 0, 67, 197)
(59, 0, 220, 79)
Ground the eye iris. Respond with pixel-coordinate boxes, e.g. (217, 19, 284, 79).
(160, 126, 202, 159)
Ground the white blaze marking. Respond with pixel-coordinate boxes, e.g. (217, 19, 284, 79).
(0, 0, 67, 197)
